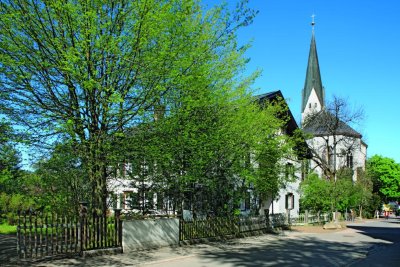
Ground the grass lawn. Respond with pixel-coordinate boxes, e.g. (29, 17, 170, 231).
(0, 223, 17, 234)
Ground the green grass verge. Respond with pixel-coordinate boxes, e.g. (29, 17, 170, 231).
(0, 223, 17, 234)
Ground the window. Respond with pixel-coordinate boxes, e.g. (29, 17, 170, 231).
(285, 193, 294, 210)
(245, 192, 251, 210)
(285, 163, 295, 180)
(240, 191, 251, 211)
(314, 103, 317, 108)
(346, 153, 353, 169)
(309, 103, 311, 108)
(124, 191, 139, 210)
(123, 162, 132, 176)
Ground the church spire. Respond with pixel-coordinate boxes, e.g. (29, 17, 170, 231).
(301, 15, 325, 117)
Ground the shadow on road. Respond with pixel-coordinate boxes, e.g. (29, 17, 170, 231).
(347, 220, 400, 243)
(0, 234, 19, 265)
(197, 236, 380, 267)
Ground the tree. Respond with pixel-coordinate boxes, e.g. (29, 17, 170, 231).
(0, 119, 21, 194)
(0, 0, 257, 213)
(367, 155, 400, 202)
(0, 120, 38, 223)
(109, 76, 294, 217)
(300, 170, 357, 216)
(33, 141, 91, 215)
(300, 173, 331, 213)
(352, 168, 375, 218)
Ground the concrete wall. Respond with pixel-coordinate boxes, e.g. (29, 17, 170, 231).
(123, 218, 179, 251)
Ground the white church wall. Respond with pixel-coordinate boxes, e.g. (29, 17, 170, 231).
(306, 134, 366, 181)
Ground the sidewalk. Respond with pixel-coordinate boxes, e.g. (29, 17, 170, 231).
(27, 227, 372, 267)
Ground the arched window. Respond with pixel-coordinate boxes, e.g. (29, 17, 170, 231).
(346, 153, 353, 168)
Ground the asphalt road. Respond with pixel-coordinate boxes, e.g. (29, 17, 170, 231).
(2, 218, 400, 266)
(347, 218, 400, 267)
(141, 219, 400, 267)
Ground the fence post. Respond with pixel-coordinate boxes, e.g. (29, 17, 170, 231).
(114, 208, 122, 247)
(16, 210, 21, 258)
(79, 201, 88, 255)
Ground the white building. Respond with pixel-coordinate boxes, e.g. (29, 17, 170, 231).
(253, 91, 311, 217)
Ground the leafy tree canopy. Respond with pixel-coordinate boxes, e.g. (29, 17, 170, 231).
(367, 155, 400, 201)
(0, 0, 258, 212)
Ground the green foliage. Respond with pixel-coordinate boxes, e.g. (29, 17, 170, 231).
(300, 173, 332, 213)
(111, 90, 294, 216)
(334, 173, 355, 212)
(33, 142, 91, 215)
(0, 0, 259, 212)
(300, 168, 378, 218)
(367, 155, 400, 201)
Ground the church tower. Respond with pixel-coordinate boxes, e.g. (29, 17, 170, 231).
(301, 17, 325, 123)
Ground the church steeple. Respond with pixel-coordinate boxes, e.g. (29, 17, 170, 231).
(301, 15, 325, 122)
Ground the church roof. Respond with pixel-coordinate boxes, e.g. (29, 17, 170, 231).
(302, 111, 362, 138)
(302, 30, 324, 112)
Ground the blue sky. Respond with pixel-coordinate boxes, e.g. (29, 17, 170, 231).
(205, 0, 400, 162)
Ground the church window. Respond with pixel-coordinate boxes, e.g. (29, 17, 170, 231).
(309, 103, 311, 109)
(346, 153, 353, 169)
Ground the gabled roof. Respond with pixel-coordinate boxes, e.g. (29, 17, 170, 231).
(302, 110, 362, 138)
(256, 90, 298, 136)
(256, 90, 313, 159)
(302, 31, 324, 112)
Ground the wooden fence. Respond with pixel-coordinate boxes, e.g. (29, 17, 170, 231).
(180, 212, 331, 241)
(16, 209, 122, 260)
(179, 215, 271, 241)
(289, 212, 331, 225)
(179, 216, 238, 240)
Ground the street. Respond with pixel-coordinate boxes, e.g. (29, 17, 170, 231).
(2, 218, 400, 266)
(141, 218, 400, 267)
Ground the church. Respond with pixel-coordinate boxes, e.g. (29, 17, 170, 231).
(300, 19, 367, 181)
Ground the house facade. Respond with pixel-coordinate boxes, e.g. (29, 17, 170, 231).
(107, 90, 309, 219)
(251, 91, 310, 218)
